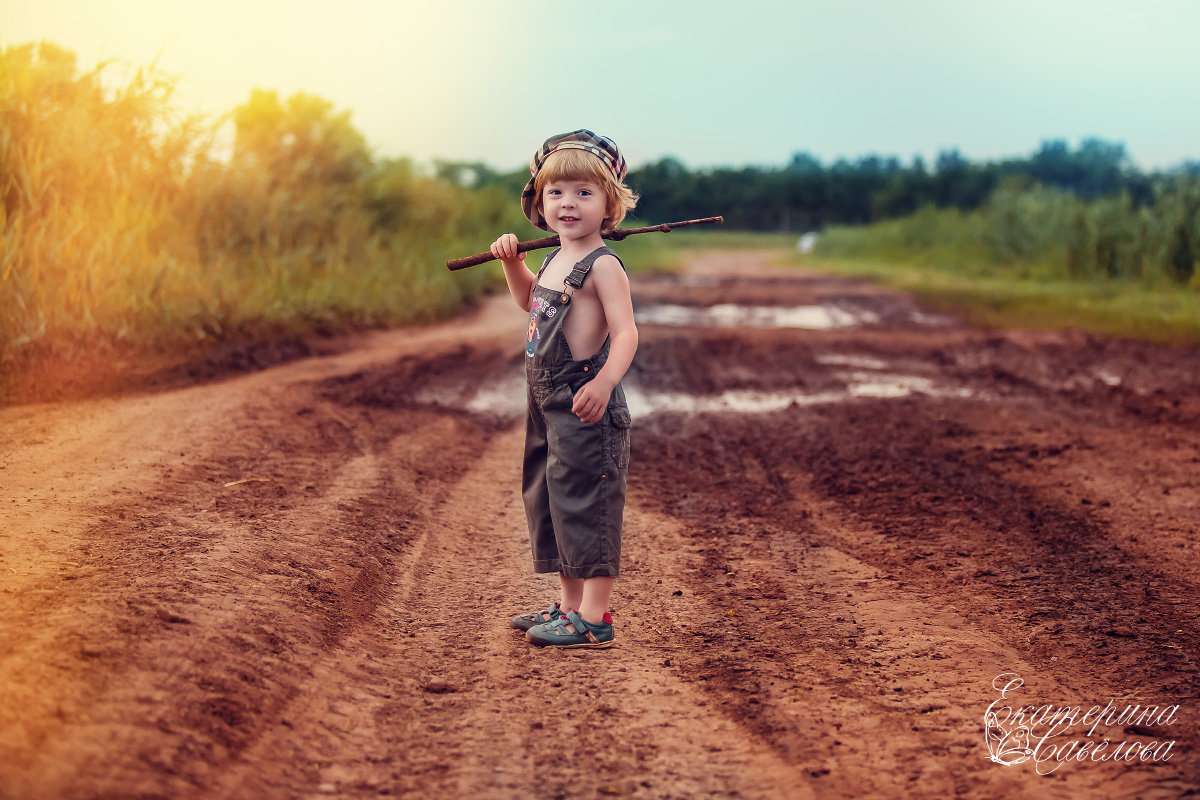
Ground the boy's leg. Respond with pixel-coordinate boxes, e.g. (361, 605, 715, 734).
(542, 405, 625, 580)
(541, 574, 613, 629)
(560, 574, 585, 614)
(579, 576, 615, 625)
(527, 576, 615, 643)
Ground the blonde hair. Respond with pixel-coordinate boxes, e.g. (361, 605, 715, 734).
(534, 148, 638, 231)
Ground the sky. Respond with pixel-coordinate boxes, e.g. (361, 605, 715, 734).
(4, 0, 1199, 173)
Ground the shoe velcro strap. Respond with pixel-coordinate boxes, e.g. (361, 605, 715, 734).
(520, 603, 559, 623)
(564, 610, 599, 643)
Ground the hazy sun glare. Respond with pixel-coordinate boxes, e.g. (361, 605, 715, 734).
(2, 0, 521, 164)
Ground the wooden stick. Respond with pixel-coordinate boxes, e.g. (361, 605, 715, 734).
(445, 216, 724, 271)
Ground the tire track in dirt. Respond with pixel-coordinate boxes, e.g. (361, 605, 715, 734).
(194, 425, 818, 799)
(1, 397, 476, 797)
(620, 253, 1199, 798)
(1, 300, 519, 799)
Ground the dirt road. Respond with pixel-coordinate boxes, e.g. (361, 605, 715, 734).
(2, 250, 1198, 799)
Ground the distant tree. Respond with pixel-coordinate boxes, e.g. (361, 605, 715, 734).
(1030, 139, 1073, 189)
(785, 151, 827, 229)
(433, 160, 499, 188)
(211, 89, 372, 253)
(787, 151, 823, 174)
(1030, 137, 1129, 197)
(627, 157, 697, 223)
(231, 89, 370, 187)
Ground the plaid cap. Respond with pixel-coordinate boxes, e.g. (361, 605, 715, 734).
(521, 130, 628, 231)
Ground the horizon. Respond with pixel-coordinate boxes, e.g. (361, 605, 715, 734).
(457, 136, 1187, 177)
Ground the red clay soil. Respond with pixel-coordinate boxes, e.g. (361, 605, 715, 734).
(1, 250, 1198, 799)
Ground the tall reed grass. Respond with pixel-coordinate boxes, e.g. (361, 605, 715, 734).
(805, 178, 1200, 345)
(1, 42, 528, 387)
(815, 178, 1200, 289)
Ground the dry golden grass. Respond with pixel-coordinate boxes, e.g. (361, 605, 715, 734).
(0, 44, 514, 391)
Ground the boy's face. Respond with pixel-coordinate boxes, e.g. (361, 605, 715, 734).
(540, 179, 608, 239)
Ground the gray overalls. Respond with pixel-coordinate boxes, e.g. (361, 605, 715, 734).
(523, 246, 632, 579)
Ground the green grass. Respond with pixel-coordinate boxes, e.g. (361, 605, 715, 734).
(633, 229, 1200, 346)
(787, 252, 1200, 347)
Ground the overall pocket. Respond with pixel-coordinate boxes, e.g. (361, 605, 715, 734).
(608, 405, 632, 471)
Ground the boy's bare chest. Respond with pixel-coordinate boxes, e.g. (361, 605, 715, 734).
(536, 258, 577, 292)
(537, 260, 602, 313)
(535, 264, 607, 355)
(536, 274, 602, 320)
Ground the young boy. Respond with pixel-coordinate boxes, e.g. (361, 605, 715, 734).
(489, 130, 639, 649)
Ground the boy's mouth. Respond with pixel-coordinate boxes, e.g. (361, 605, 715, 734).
(559, 216, 579, 222)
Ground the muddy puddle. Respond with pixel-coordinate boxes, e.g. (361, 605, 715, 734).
(627, 368, 974, 417)
(635, 302, 876, 329)
(624, 378, 970, 416)
(633, 301, 960, 330)
(414, 364, 976, 421)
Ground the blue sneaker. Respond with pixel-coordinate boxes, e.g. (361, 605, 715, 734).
(526, 609, 614, 649)
(510, 602, 562, 632)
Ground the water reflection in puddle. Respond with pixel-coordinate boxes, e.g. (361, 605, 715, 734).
(624, 386, 841, 415)
(910, 310, 956, 326)
(816, 354, 889, 370)
(423, 370, 974, 420)
(625, 374, 972, 416)
(635, 303, 877, 329)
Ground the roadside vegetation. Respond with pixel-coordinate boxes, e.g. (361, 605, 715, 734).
(796, 252, 1200, 346)
(4, 42, 1198, 401)
(0, 43, 675, 399)
(804, 179, 1200, 345)
(1, 43, 502, 363)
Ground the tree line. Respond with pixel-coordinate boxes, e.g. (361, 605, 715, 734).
(450, 138, 1197, 232)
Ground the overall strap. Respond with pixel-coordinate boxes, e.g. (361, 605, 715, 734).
(536, 248, 562, 278)
(564, 246, 623, 290)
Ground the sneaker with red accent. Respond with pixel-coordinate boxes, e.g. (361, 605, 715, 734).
(526, 609, 614, 649)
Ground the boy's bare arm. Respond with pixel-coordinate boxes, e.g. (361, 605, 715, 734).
(490, 233, 537, 312)
(571, 256, 638, 425)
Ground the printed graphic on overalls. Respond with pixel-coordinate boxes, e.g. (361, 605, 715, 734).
(526, 316, 539, 357)
(527, 296, 561, 357)
(526, 297, 546, 357)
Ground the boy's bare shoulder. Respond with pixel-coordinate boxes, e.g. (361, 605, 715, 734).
(588, 254, 631, 304)
(590, 253, 627, 279)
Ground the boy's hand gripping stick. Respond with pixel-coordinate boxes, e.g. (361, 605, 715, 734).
(445, 216, 724, 271)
